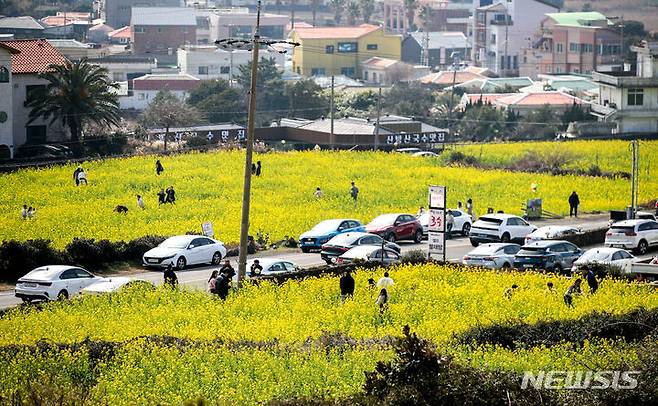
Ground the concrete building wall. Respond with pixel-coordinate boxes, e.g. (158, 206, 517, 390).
(177, 47, 284, 80)
(0, 48, 12, 157)
(132, 24, 196, 54)
(103, 0, 182, 29)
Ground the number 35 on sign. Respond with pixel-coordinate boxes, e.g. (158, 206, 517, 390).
(429, 209, 445, 232)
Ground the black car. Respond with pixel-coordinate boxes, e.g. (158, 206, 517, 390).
(16, 144, 73, 160)
(320, 232, 401, 264)
(513, 240, 583, 274)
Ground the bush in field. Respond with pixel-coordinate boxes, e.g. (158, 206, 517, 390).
(0, 239, 70, 281)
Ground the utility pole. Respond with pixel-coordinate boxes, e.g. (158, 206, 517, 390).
(330, 75, 335, 149)
(215, 2, 299, 289)
(422, 31, 429, 66)
(447, 52, 460, 131)
(374, 85, 382, 150)
(290, 0, 295, 30)
(630, 139, 640, 217)
(503, 8, 509, 77)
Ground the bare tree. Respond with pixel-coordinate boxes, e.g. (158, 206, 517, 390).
(139, 89, 203, 151)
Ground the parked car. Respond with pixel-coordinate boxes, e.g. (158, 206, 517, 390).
(418, 209, 472, 237)
(462, 243, 521, 269)
(15, 265, 103, 302)
(513, 240, 583, 273)
(395, 147, 422, 154)
(81, 277, 154, 295)
(412, 151, 439, 157)
(142, 235, 227, 270)
(524, 226, 579, 245)
(245, 258, 299, 277)
(335, 246, 401, 266)
(604, 219, 658, 255)
(571, 247, 636, 274)
(608, 210, 657, 227)
(320, 232, 400, 264)
(366, 213, 423, 243)
(15, 144, 73, 159)
(469, 214, 536, 246)
(298, 219, 365, 253)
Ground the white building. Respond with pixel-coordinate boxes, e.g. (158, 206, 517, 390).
(195, 8, 288, 44)
(177, 44, 284, 80)
(120, 73, 200, 110)
(591, 41, 658, 134)
(0, 44, 16, 158)
(471, 0, 559, 76)
(361, 57, 430, 85)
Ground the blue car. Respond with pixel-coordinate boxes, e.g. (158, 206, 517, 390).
(299, 219, 365, 253)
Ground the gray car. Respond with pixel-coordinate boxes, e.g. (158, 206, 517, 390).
(462, 243, 521, 269)
(514, 240, 583, 274)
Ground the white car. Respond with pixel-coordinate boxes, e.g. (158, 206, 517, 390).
(81, 277, 154, 295)
(15, 266, 103, 302)
(418, 209, 472, 237)
(571, 247, 637, 274)
(246, 258, 299, 277)
(524, 226, 579, 245)
(143, 235, 227, 270)
(469, 214, 537, 246)
(462, 243, 521, 269)
(605, 219, 658, 255)
(335, 246, 401, 266)
(412, 151, 439, 157)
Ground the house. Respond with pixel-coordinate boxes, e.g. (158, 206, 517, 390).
(120, 73, 199, 110)
(289, 24, 402, 78)
(519, 12, 622, 79)
(518, 74, 598, 99)
(0, 39, 68, 155)
(494, 91, 588, 115)
(108, 26, 131, 44)
(418, 69, 486, 88)
(88, 54, 157, 83)
(195, 8, 288, 44)
(450, 76, 534, 93)
(472, 0, 560, 76)
(101, 0, 182, 29)
(402, 31, 471, 70)
(177, 45, 284, 81)
(88, 23, 115, 43)
(0, 17, 45, 39)
(590, 41, 658, 134)
(361, 57, 429, 85)
(131, 7, 197, 55)
(47, 39, 107, 60)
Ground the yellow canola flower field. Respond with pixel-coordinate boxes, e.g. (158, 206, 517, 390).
(1, 264, 656, 404)
(0, 147, 651, 248)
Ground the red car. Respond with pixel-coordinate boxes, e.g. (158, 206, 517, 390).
(365, 213, 424, 243)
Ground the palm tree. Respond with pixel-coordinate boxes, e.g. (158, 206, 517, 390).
(403, 0, 417, 31)
(347, 0, 360, 25)
(26, 59, 120, 143)
(330, 0, 345, 25)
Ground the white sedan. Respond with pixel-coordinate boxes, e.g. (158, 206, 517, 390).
(462, 243, 521, 269)
(15, 265, 103, 302)
(524, 226, 579, 245)
(571, 247, 637, 274)
(418, 209, 472, 237)
(143, 235, 227, 270)
(81, 277, 154, 295)
(335, 246, 401, 266)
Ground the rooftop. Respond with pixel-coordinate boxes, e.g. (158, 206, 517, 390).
(419, 70, 485, 86)
(546, 12, 611, 28)
(463, 93, 517, 105)
(0, 16, 44, 30)
(131, 7, 196, 26)
(108, 26, 131, 39)
(496, 91, 587, 107)
(291, 24, 381, 40)
(0, 39, 66, 74)
(41, 15, 91, 27)
(47, 39, 91, 49)
(408, 31, 469, 49)
(133, 73, 200, 91)
(361, 56, 400, 68)
(299, 117, 394, 135)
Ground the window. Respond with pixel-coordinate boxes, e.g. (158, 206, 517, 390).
(0, 66, 8, 83)
(181, 27, 188, 34)
(74, 269, 94, 278)
(340, 67, 355, 77)
(26, 125, 46, 144)
(372, 72, 377, 82)
(491, 34, 496, 44)
(311, 68, 325, 76)
(325, 45, 334, 54)
(25, 84, 45, 105)
(337, 42, 357, 53)
(157, 28, 163, 33)
(581, 43, 593, 53)
(60, 269, 77, 280)
(283, 262, 296, 272)
(135, 27, 146, 33)
(513, 55, 518, 69)
(569, 42, 578, 52)
(628, 88, 644, 106)
(366, 44, 378, 50)
(220, 66, 230, 74)
(198, 66, 208, 75)
(364, 71, 369, 80)
(556, 43, 563, 53)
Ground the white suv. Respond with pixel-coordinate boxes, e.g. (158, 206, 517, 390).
(469, 214, 536, 247)
(605, 219, 658, 255)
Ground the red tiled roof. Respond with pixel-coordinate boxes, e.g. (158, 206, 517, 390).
(0, 39, 66, 74)
(108, 26, 131, 39)
(496, 91, 587, 106)
(420, 70, 484, 85)
(292, 24, 381, 39)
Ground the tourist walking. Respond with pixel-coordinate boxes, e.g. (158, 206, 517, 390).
(563, 278, 582, 306)
(220, 260, 236, 282)
(208, 270, 218, 293)
(73, 166, 81, 186)
(350, 182, 359, 206)
(251, 163, 257, 175)
(27, 207, 35, 219)
(417, 206, 425, 217)
(156, 160, 164, 176)
(466, 198, 473, 217)
(255, 161, 262, 176)
(137, 195, 145, 210)
(377, 272, 394, 290)
(157, 188, 166, 205)
(314, 187, 323, 199)
(21, 204, 27, 220)
(163, 264, 178, 289)
(569, 191, 580, 217)
(339, 271, 355, 302)
(77, 167, 88, 185)
(446, 210, 455, 239)
(584, 268, 598, 294)
(375, 289, 388, 313)
(166, 186, 176, 204)
(214, 272, 230, 300)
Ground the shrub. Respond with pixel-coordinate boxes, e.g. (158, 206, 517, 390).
(185, 136, 211, 149)
(123, 235, 166, 262)
(400, 249, 427, 264)
(65, 238, 126, 268)
(446, 151, 479, 166)
(0, 239, 70, 282)
(587, 164, 603, 177)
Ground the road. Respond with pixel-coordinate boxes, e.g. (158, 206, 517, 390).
(0, 214, 632, 310)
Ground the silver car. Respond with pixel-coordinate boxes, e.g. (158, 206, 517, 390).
(336, 246, 401, 266)
(462, 243, 521, 269)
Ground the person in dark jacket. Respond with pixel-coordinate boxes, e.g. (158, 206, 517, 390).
(166, 186, 176, 204)
(220, 260, 236, 283)
(339, 271, 355, 302)
(584, 268, 598, 294)
(156, 160, 164, 176)
(214, 272, 230, 300)
(163, 264, 178, 288)
(251, 163, 257, 175)
(563, 278, 582, 306)
(255, 161, 262, 176)
(250, 260, 263, 277)
(568, 191, 580, 217)
(73, 167, 81, 186)
(157, 188, 166, 205)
